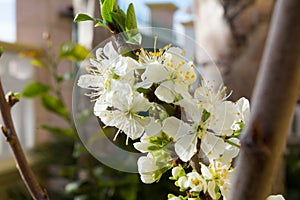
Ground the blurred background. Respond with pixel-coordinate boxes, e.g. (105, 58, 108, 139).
(0, 0, 299, 199)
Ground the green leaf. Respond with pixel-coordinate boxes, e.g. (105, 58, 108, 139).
(41, 95, 69, 120)
(202, 109, 211, 122)
(0, 46, 3, 57)
(42, 125, 75, 138)
(110, 11, 126, 32)
(99, 0, 105, 5)
(126, 3, 137, 31)
(94, 20, 105, 27)
(73, 13, 94, 22)
(22, 82, 50, 98)
(59, 42, 91, 61)
(30, 59, 48, 69)
(101, 0, 116, 23)
(74, 13, 105, 27)
(92, 18, 105, 27)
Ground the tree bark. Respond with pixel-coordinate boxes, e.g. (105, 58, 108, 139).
(229, 0, 300, 199)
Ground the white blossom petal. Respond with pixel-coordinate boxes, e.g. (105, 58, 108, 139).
(207, 181, 216, 199)
(235, 97, 250, 123)
(162, 117, 192, 140)
(78, 74, 104, 89)
(144, 118, 161, 136)
(155, 80, 175, 103)
(201, 132, 226, 160)
(175, 134, 197, 162)
(102, 41, 118, 60)
(266, 195, 285, 200)
(137, 155, 159, 184)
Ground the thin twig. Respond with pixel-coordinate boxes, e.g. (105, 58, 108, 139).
(0, 79, 49, 200)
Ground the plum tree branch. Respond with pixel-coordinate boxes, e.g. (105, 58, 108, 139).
(229, 0, 300, 199)
(0, 79, 49, 200)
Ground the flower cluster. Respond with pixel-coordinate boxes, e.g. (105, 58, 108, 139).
(168, 163, 234, 200)
(78, 41, 283, 200)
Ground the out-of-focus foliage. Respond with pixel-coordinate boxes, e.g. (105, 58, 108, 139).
(286, 144, 300, 200)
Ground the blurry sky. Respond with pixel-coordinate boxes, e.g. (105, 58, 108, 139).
(0, 0, 16, 42)
(118, 0, 194, 27)
(0, 0, 193, 43)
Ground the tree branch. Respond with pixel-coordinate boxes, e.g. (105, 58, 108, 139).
(0, 80, 49, 200)
(229, 0, 300, 199)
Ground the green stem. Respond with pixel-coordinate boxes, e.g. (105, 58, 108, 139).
(224, 139, 241, 148)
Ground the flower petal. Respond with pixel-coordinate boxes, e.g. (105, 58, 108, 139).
(78, 74, 104, 89)
(162, 117, 192, 140)
(207, 181, 216, 199)
(103, 41, 118, 60)
(155, 81, 175, 103)
(201, 132, 226, 160)
(137, 155, 158, 184)
(266, 195, 285, 200)
(235, 97, 250, 123)
(175, 134, 197, 162)
(144, 118, 161, 136)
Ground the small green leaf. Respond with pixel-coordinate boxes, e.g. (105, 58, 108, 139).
(202, 109, 211, 122)
(94, 21, 105, 27)
(30, 59, 48, 69)
(74, 13, 94, 22)
(42, 125, 75, 138)
(101, 0, 116, 23)
(59, 42, 91, 61)
(74, 13, 105, 27)
(126, 3, 137, 31)
(93, 18, 105, 27)
(110, 11, 126, 32)
(22, 82, 50, 98)
(41, 95, 69, 120)
(99, 0, 105, 5)
(0, 46, 3, 57)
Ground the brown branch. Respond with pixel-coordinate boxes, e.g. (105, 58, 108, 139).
(221, 0, 255, 47)
(0, 80, 49, 200)
(229, 0, 300, 199)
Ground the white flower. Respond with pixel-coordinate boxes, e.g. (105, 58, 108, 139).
(219, 137, 240, 165)
(266, 195, 285, 200)
(162, 105, 233, 162)
(77, 74, 105, 99)
(96, 81, 150, 143)
(206, 101, 237, 137)
(144, 117, 162, 136)
(137, 154, 159, 184)
(194, 80, 231, 112)
(177, 176, 189, 189)
(162, 117, 197, 162)
(200, 162, 233, 200)
(137, 47, 196, 103)
(78, 41, 141, 101)
(186, 171, 207, 192)
(201, 132, 226, 160)
(235, 97, 250, 123)
(171, 166, 182, 178)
